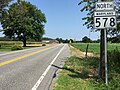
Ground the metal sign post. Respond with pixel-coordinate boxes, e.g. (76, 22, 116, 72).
(104, 29, 108, 85)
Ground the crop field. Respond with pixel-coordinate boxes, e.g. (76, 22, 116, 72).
(0, 41, 42, 52)
(0, 41, 42, 46)
(70, 43, 120, 54)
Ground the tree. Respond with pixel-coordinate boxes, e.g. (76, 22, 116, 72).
(69, 39, 74, 43)
(82, 36, 91, 43)
(0, 0, 13, 20)
(56, 38, 60, 43)
(79, 0, 120, 82)
(1, 0, 46, 47)
(56, 38, 63, 43)
(64, 39, 69, 43)
(42, 37, 53, 40)
(108, 35, 120, 43)
(78, 0, 96, 29)
(78, 0, 120, 36)
(0, 0, 13, 9)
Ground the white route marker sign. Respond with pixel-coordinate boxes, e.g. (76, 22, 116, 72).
(96, 2, 114, 11)
(94, 11, 116, 17)
(94, 16, 116, 29)
(94, 2, 116, 29)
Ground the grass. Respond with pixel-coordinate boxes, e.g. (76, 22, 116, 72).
(53, 56, 100, 90)
(0, 46, 12, 52)
(70, 43, 120, 54)
(0, 46, 40, 52)
(53, 43, 120, 90)
(0, 41, 42, 52)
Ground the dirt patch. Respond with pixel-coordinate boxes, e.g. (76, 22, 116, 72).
(26, 44, 42, 46)
(69, 45, 94, 58)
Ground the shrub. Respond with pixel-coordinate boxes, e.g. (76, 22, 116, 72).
(42, 44, 46, 46)
(105, 48, 120, 89)
(11, 45, 23, 51)
(108, 48, 120, 73)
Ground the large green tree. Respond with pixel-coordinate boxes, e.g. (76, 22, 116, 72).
(0, 0, 12, 9)
(1, 0, 46, 46)
(0, 0, 13, 20)
(79, 0, 120, 36)
(82, 36, 92, 43)
(79, 0, 96, 29)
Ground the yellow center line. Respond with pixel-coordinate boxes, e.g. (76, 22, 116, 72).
(0, 45, 59, 67)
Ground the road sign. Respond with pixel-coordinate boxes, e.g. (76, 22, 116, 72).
(95, 1, 115, 86)
(96, 2, 114, 11)
(94, 16, 116, 29)
(94, 2, 116, 29)
(94, 11, 116, 17)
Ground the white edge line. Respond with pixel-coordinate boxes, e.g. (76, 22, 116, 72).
(31, 45, 65, 90)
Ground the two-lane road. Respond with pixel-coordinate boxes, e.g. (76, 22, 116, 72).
(0, 44, 71, 90)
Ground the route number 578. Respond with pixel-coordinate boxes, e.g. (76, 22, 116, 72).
(94, 16, 116, 29)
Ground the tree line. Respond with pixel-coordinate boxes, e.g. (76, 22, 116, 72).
(0, 36, 120, 43)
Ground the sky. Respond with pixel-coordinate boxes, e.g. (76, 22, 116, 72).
(0, 0, 100, 40)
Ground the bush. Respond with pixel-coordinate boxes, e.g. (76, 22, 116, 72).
(42, 44, 46, 46)
(108, 48, 120, 73)
(11, 45, 23, 51)
(105, 48, 120, 89)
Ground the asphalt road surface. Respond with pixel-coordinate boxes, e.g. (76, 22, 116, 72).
(0, 44, 71, 90)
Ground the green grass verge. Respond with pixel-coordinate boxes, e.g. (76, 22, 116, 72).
(54, 56, 120, 90)
(53, 56, 99, 90)
(54, 43, 120, 90)
(0, 46, 40, 52)
(0, 46, 12, 52)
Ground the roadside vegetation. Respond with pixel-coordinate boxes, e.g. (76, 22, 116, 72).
(53, 43, 120, 90)
(0, 41, 42, 52)
(70, 43, 120, 54)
